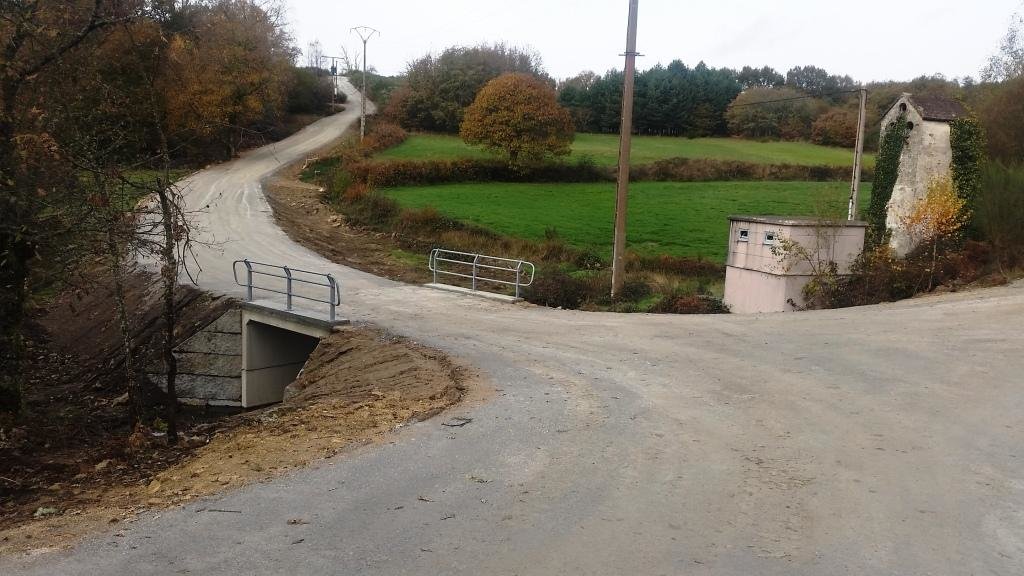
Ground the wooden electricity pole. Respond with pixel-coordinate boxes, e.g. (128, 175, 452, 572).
(611, 0, 640, 298)
(848, 87, 868, 221)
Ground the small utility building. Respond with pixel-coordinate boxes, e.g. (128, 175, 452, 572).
(723, 216, 867, 313)
(881, 94, 968, 256)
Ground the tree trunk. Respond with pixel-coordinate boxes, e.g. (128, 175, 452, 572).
(106, 227, 142, 425)
(157, 183, 179, 445)
(0, 111, 29, 416)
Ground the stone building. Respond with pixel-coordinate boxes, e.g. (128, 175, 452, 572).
(881, 94, 968, 256)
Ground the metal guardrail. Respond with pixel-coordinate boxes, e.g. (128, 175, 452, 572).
(428, 249, 535, 299)
(233, 259, 341, 320)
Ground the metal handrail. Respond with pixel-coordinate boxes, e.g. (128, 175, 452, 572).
(428, 249, 535, 299)
(232, 259, 341, 320)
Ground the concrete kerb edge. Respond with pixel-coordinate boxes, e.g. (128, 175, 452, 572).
(424, 283, 522, 303)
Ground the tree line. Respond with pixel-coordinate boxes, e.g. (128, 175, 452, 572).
(383, 25, 1024, 163)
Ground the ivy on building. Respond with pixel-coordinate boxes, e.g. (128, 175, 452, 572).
(867, 114, 910, 243)
(949, 115, 986, 236)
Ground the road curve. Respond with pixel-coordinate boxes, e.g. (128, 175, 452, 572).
(5, 80, 1024, 575)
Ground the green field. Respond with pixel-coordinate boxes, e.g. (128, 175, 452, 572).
(385, 181, 872, 262)
(378, 133, 875, 169)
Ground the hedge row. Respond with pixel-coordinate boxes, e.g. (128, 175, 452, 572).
(349, 157, 609, 187)
(630, 157, 870, 183)
(349, 156, 869, 188)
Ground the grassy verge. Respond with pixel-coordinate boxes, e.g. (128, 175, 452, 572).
(384, 181, 873, 262)
(378, 133, 876, 169)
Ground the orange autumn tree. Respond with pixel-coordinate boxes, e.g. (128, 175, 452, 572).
(163, 0, 294, 159)
(459, 73, 574, 168)
(900, 174, 970, 290)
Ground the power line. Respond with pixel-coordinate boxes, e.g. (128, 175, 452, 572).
(726, 88, 862, 108)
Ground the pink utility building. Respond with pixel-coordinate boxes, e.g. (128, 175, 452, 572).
(723, 216, 867, 313)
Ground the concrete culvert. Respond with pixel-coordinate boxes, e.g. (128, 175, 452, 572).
(242, 321, 320, 407)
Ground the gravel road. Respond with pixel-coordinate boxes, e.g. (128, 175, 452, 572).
(5, 79, 1023, 575)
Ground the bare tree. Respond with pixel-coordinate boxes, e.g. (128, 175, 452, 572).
(123, 23, 203, 445)
(307, 39, 325, 74)
(338, 45, 361, 75)
(982, 13, 1024, 82)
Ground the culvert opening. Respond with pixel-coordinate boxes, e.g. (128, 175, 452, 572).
(242, 320, 321, 407)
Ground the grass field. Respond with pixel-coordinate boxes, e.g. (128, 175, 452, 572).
(377, 133, 876, 169)
(385, 181, 873, 262)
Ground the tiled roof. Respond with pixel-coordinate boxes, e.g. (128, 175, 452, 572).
(907, 95, 968, 122)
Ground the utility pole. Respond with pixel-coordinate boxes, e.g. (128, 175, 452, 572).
(848, 87, 868, 221)
(350, 26, 379, 142)
(611, 0, 640, 299)
(323, 55, 345, 111)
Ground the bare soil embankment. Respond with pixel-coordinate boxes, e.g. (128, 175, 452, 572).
(265, 163, 432, 285)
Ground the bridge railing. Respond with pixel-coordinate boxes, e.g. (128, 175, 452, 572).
(428, 248, 535, 299)
(233, 259, 341, 320)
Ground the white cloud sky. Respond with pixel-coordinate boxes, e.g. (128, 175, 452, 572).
(286, 0, 1024, 82)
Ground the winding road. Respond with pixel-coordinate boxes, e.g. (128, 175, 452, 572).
(5, 80, 1024, 575)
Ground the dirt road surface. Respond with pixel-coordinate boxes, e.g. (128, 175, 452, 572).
(4, 79, 1023, 575)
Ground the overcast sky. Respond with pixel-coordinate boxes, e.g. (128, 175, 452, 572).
(286, 0, 1024, 82)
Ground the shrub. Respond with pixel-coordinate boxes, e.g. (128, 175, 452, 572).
(811, 109, 858, 147)
(837, 242, 970, 306)
(341, 181, 370, 202)
(287, 68, 334, 115)
(626, 253, 723, 277)
(616, 278, 652, 302)
(977, 162, 1024, 268)
(396, 207, 457, 235)
(977, 75, 1024, 163)
(350, 154, 861, 189)
(330, 170, 353, 199)
(838, 245, 914, 305)
(538, 236, 575, 262)
(899, 175, 969, 290)
(523, 268, 587, 309)
(360, 121, 408, 154)
(650, 294, 730, 314)
(340, 191, 400, 229)
(573, 250, 604, 271)
(352, 157, 611, 189)
(768, 234, 847, 310)
(629, 157, 855, 183)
